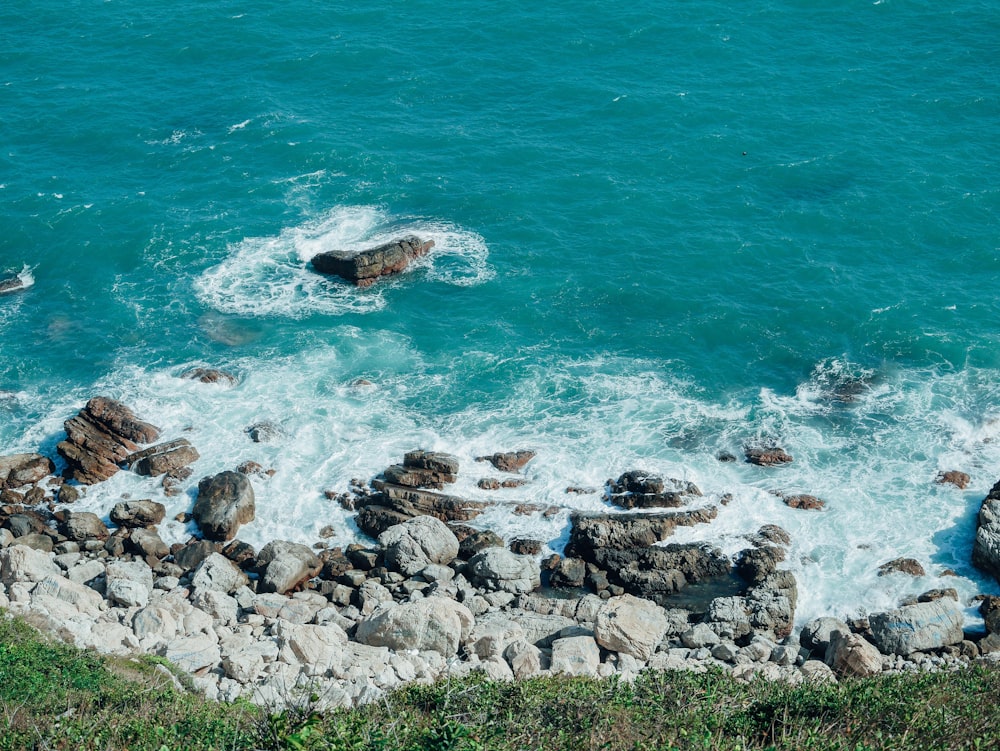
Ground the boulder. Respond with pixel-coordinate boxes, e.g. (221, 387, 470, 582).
(504, 640, 543, 679)
(550, 635, 601, 676)
(355, 597, 474, 657)
(56, 397, 160, 484)
(594, 594, 668, 661)
(877, 558, 926, 577)
(936, 470, 970, 489)
(467, 548, 540, 594)
(800, 616, 852, 656)
(109, 500, 166, 528)
(745, 447, 793, 466)
(275, 621, 349, 676)
(869, 600, 964, 655)
(173, 540, 220, 572)
(782, 494, 825, 511)
(379, 516, 459, 576)
(973, 479, 1000, 583)
(735, 545, 785, 584)
(311, 236, 435, 288)
(245, 422, 282, 443)
(0, 453, 55, 489)
(181, 368, 238, 386)
(606, 471, 701, 509)
(256, 540, 321, 594)
(59, 511, 110, 542)
(459, 530, 505, 559)
(105, 560, 154, 608)
(191, 552, 248, 594)
(192, 471, 255, 541)
(0, 272, 28, 295)
(126, 439, 200, 477)
(564, 508, 718, 560)
(825, 631, 882, 677)
(475, 451, 535, 473)
(356, 483, 487, 539)
(0, 544, 61, 584)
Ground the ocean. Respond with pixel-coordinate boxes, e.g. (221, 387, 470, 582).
(2, 0, 998, 627)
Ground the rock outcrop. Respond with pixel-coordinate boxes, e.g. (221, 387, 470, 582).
(57, 397, 160, 484)
(973, 479, 1000, 583)
(192, 471, 256, 541)
(606, 471, 702, 510)
(0, 453, 55, 489)
(311, 236, 434, 288)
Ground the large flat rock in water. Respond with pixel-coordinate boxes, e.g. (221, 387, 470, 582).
(311, 236, 434, 288)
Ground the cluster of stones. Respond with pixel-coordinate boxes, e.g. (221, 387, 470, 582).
(3, 395, 1000, 710)
(310, 236, 435, 288)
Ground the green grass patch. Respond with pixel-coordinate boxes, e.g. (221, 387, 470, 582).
(2, 611, 999, 750)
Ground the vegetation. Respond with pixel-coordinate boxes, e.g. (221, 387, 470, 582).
(1, 612, 998, 751)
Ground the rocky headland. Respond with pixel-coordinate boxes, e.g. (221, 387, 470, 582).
(2, 396, 1000, 711)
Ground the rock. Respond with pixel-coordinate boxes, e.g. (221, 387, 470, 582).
(245, 422, 282, 443)
(58, 485, 82, 503)
(504, 640, 543, 679)
(56, 397, 160, 485)
(467, 615, 527, 660)
(126, 528, 169, 559)
(109, 500, 166, 528)
(584, 543, 732, 604)
(181, 368, 238, 386)
(936, 470, 970, 489)
(735, 545, 785, 584)
(0, 272, 28, 295)
(33, 574, 104, 617)
(459, 530, 505, 559)
(869, 600, 964, 655)
(126, 439, 200, 477)
(355, 597, 474, 657)
(275, 621, 349, 676)
(594, 594, 669, 661)
(105, 560, 154, 608)
(606, 471, 701, 510)
(564, 508, 718, 560)
(550, 635, 601, 676)
(825, 631, 882, 677)
(379, 516, 459, 576)
(192, 471, 255, 541)
(980, 596, 1000, 635)
(800, 617, 852, 656)
(13, 533, 53, 552)
(745, 447, 793, 467)
(256, 540, 321, 594)
(972, 479, 1000, 583)
(917, 588, 958, 604)
(190, 552, 248, 594)
(549, 557, 587, 589)
(877, 558, 926, 577)
(509, 538, 542, 556)
(0, 453, 55, 489)
(311, 236, 435, 288)
(476, 451, 536, 473)
(173, 540, 220, 572)
(59, 511, 110, 542)
(782, 494, 825, 511)
(799, 660, 837, 683)
(356, 483, 487, 539)
(751, 524, 792, 547)
(0, 544, 61, 584)
(467, 548, 541, 594)
(159, 634, 221, 674)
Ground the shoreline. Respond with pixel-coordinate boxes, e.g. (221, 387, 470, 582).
(2, 395, 1000, 708)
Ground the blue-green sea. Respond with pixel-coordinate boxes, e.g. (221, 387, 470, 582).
(2, 1, 998, 625)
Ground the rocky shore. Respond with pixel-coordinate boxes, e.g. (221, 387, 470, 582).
(2, 396, 1000, 711)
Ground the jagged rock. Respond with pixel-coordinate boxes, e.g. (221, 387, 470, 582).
(594, 594, 669, 661)
(468, 548, 541, 594)
(877, 558, 926, 577)
(980, 596, 1000, 635)
(606, 471, 701, 510)
(564, 508, 718, 560)
(256, 540, 321, 594)
(869, 600, 964, 655)
(192, 471, 255, 541)
(181, 368, 238, 386)
(57, 397, 160, 485)
(105, 560, 154, 608)
(936, 470, 970, 489)
(0, 453, 55, 489)
(476, 451, 536, 473)
(585, 543, 731, 604)
(274, 620, 349, 676)
(825, 631, 882, 677)
(109, 500, 166, 529)
(800, 617, 852, 656)
(750, 524, 792, 547)
(0, 544, 61, 584)
(311, 236, 435, 288)
(973, 479, 1000, 583)
(173, 540, 220, 572)
(917, 588, 958, 604)
(735, 545, 785, 584)
(509, 538, 542, 556)
(549, 556, 587, 589)
(551, 635, 601, 676)
(0, 272, 28, 295)
(126, 439, 200, 477)
(459, 530, 505, 559)
(124, 528, 168, 559)
(356, 483, 487, 539)
(355, 597, 474, 657)
(379, 516, 459, 576)
(745, 447, 793, 466)
(59, 511, 110, 542)
(782, 494, 825, 511)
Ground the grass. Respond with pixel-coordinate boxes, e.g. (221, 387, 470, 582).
(1, 611, 999, 750)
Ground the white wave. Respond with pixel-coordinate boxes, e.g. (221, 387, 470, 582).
(194, 205, 492, 317)
(228, 119, 251, 133)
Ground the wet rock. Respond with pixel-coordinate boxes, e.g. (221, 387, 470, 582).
(245, 422, 282, 443)
(782, 494, 825, 511)
(311, 236, 435, 288)
(475, 450, 536, 473)
(748, 524, 791, 547)
(57, 397, 160, 485)
(356, 483, 487, 539)
(0, 453, 55, 489)
(869, 600, 964, 655)
(173, 540, 220, 572)
(877, 558, 926, 577)
(917, 588, 958, 604)
(564, 507, 718, 560)
(192, 471, 255, 541)
(735, 545, 785, 585)
(584, 543, 731, 604)
(109, 500, 166, 529)
(606, 470, 701, 510)
(745, 447, 793, 467)
(181, 368, 238, 386)
(379, 516, 459, 576)
(126, 439, 200, 477)
(936, 470, 970, 490)
(972, 479, 1000, 583)
(58, 485, 82, 503)
(509, 538, 542, 556)
(0, 273, 28, 295)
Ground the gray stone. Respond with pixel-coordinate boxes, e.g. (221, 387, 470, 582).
(110, 500, 166, 528)
(355, 597, 474, 657)
(0, 544, 61, 584)
(192, 471, 255, 541)
(825, 631, 882, 677)
(799, 616, 852, 655)
(191, 552, 248, 594)
(379, 516, 459, 576)
(467, 547, 540, 594)
(60, 511, 110, 542)
(594, 594, 669, 660)
(550, 635, 601, 676)
(869, 600, 964, 655)
(257, 540, 321, 594)
(105, 560, 154, 608)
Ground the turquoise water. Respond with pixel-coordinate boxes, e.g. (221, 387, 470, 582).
(2, 1, 999, 624)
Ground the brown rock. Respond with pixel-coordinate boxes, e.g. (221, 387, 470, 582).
(476, 450, 536, 473)
(181, 368, 238, 386)
(0, 453, 55, 489)
(192, 471, 256, 541)
(936, 470, 970, 490)
(56, 397, 160, 485)
(127, 439, 200, 477)
(59, 511, 110, 542)
(877, 558, 926, 577)
(355, 482, 486, 538)
(110, 500, 166, 529)
(745, 447, 793, 466)
(783, 494, 826, 511)
(826, 631, 882, 677)
(478, 478, 500, 490)
(510, 538, 542, 556)
(311, 236, 434, 287)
